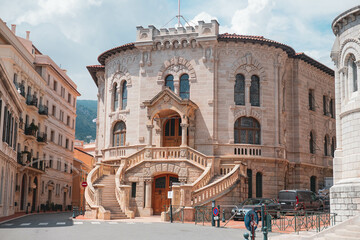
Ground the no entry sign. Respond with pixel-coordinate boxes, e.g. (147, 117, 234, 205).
(213, 207, 219, 216)
(81, 182, 88, 187)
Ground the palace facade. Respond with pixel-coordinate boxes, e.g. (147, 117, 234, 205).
(86, 20, 335, 219)
(0, 19, 80, 217)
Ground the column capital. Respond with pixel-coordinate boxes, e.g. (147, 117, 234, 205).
(144, 177, 153, 182)
(146, 124, 154, 129)
(180, 123, 189, 128)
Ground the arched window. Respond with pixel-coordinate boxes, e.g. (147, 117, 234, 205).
(331, 137, 336, 157)
(310, 176, 316, 193)
(256, 172, 262, 197)
(113, 83, 118, 111)
(310, 131, 315, 154)
(349, 54, 358, 92)
(250, 75, 260, 106)
(324, 135, 329, 156)
(179, 74, 190, 99)
(121, 81, 127, 110)
(234, 74, 245, 105)
(165, 75, 174, 92)
(112, 121, 126, 147)
(247, 169, 252, 198)
(234, 117, 260, 144)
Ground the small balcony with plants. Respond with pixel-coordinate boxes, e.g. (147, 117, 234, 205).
(17, 151, 45, 172)
(26, 94, 38, 110)
(38, 105, 49, 117)
(37, 132, 47, 144)
(24, 123, 38, 140)
(18, 83, 26, 98)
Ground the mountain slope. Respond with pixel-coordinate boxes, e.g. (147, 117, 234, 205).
(76, 100, 97, 142)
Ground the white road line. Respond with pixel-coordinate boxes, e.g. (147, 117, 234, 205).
(143, 222, 152, 224)
(91, 222, 100, 224)
(73, 222, 83, 225)
(126, 222, 135, 224)
(38, 223, 48, 226)
(3, 223, 13, 226)
(56, 222, 66, 225)
(108, 222, 118, 224)
(20, 223, 31, 226)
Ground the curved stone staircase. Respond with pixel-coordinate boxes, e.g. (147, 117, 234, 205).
(94, 174, 128, 219)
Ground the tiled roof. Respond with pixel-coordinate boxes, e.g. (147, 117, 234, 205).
(294, 52, 334, 76)
(98, 43, 135, 65)
(86, 65, 105, 86)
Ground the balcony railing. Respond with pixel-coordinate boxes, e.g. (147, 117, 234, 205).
(37, 132, 47, 143)
(19, 84, 26, 97)
(17, 153, 45, 171)
(26, 94, 38, 108)
(38, 105, 48, 116)
(25, 125, 37, 137)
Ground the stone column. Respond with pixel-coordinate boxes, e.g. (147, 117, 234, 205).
(245, 78, 251, 105)
(146, 124, 154, 147)
(180, 123, 189, 147)
(143, 178, 153, 216)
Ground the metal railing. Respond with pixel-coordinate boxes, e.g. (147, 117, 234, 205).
(38, 105, 48, 116)
(163, 205, 185, 223)
(194, 206, 213, 225)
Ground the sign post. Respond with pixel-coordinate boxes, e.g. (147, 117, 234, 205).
(81, 182, 88, 188)
(244, 210, 259, 240)
(211, 200, 216, 227)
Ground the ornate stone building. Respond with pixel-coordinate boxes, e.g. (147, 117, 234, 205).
(86, 20, 335, 219)
(331, 5, 360, 223)
(0, 19, 80, 217)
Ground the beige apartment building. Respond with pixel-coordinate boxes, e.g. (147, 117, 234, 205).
(85, 20, 335, 220)
(0, 19, 80, 217)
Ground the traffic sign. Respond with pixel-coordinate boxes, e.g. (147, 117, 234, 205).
(81, 182, 88, 187)
(244, 210, 259, 232)
(213, 207, 219, 216)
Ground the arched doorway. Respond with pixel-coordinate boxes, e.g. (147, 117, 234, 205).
(163, 116, 182, 147)
(20, 174, 27, 211)
(152, 174, 179, 215)
(32, 177, 37, 212)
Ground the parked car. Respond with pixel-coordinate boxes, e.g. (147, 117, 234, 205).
(278, 190, 324, 212)
(231, 198, 280, 221)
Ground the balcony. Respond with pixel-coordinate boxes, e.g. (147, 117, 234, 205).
(24, 124, 38, 139)
(38, 105, 49, 117)
(37, 132, 47, 144)
(17, 152, 45, 172)
(26, 94, 38, 109)
(18, 84, 26, 98)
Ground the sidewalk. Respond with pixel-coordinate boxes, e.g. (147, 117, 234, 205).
(0, 211, 72, 224)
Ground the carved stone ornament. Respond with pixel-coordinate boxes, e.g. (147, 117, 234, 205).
(180, 149, 187, 158)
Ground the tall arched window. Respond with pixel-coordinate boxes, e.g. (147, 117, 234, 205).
(179, 74, 190, 99)
(256, 172, 262, 197)
(310, 131, 315, 154)
(324, 135, 329, 156)
(247, 169, 252, 198)
(121, 81, 127, 110)
(113, 83, 118, 111)
(234, 117, 260, 144)
(310, 176, 316, 193)
(234, 74, 245, 105)
(165, 75, 174, 92)
(349, 54, 358, 92)
(250, 75, 260, 106)
(112, 121, 126, 147)
(331, 137, 336, 157)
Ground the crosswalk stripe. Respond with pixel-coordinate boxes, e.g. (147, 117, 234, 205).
(143, 222, 152, 224)
(91, 222, 100, 224)
(38, 223, 48, 226)
(74, 222, 83, 225)
(126, 222, 135, 224)
(20, 223, 31, 226)
(56, 222, 66, 225)
(3, 223, 13, 226)
(108, 222, 118, 224)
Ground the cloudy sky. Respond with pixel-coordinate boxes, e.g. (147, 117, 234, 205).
(0, 0, 358, 100)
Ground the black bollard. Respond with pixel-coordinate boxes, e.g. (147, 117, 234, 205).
(170, 205, 173, 223)
(217, 205, 220, 227)
(222, 209, 225, 222)
(263, 226, 268, 240)
(243, 232, 249, 240)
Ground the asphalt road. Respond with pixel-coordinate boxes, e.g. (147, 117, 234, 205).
(0, 213, 281, 240)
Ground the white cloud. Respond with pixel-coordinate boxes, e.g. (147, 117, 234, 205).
(188, 12, 218, 26)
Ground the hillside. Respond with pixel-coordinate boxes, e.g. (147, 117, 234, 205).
(75, 100, 97, 142)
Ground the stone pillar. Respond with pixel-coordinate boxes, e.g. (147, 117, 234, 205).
(93, 184, 105, 206)
(245, 78, 251, 105)
(180, 123, 188, 147)
(146, 124, 154, 147)
(143, 178, 153, 216)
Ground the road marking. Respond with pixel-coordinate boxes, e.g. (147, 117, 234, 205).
(126, 222, 135, 224)
(3, 223, 13, 226)
(91, 222, 100, 224)
(74, 222, 83, 225)
(143, 222, 152, 224)
(56, 222, 66, 225)
(20, 223, 31, 226)
(108, 222, 118, 224)
(38, 223, 48, 226)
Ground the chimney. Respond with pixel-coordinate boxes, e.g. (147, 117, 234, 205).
(11, 24, 16, 34)
(26, 31, 30, 40)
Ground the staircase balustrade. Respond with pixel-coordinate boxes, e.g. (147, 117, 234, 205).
(115, 163, 135, 218)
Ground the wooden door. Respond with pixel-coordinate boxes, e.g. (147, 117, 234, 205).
(163, 118, 181, 147)
(152, 174, 179, 215)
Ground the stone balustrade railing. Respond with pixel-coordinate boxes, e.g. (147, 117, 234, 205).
(115, 163, 134, 219)
(192, 164, 241, 206)
(102, 145, 146, 161)
(216, 144, 287, 159)
(220, 164, 235, 175)
(190, 166, 212, 191)
(85, 164, 101, 208)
